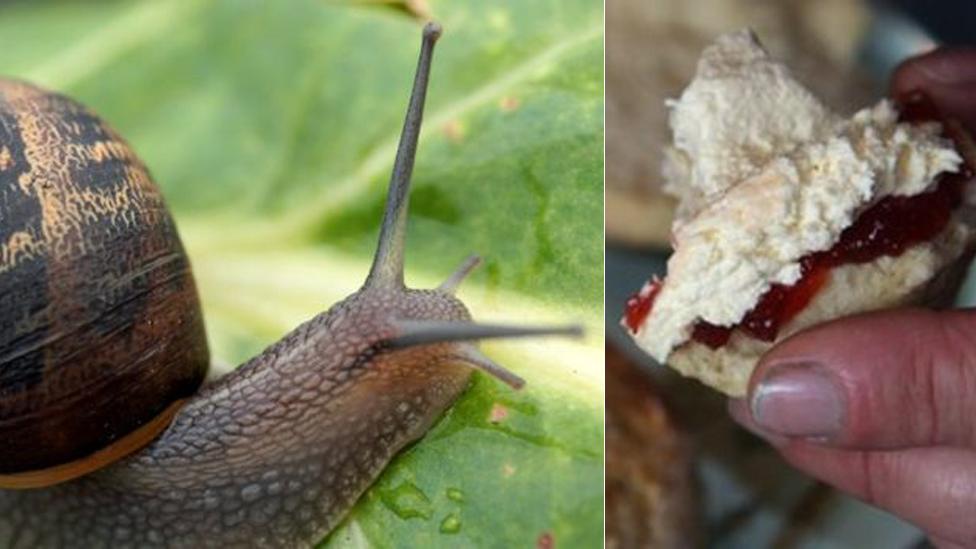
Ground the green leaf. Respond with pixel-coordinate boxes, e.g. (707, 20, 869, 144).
(0, 0, 603, 547)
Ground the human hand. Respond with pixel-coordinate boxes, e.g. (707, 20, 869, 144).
(728, 48, 976, 549)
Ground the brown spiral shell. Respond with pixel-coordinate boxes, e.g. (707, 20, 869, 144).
(0, 79, 208, 479)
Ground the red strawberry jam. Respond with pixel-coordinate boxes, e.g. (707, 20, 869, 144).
(630, 91, 973, 348)
(899, 90, 942, 124)
(623, 277, 662, 333)
(690, 322, 732, 348)
(692, 170, 966, 347)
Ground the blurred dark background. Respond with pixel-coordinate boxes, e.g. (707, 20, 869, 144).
(881, 0, 976, 45)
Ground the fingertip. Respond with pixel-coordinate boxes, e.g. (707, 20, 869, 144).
(890, 52, 927, 100)
(890, 48, 976, 131)
(890, 48, 937, 99)
(891, 47, 976, 95)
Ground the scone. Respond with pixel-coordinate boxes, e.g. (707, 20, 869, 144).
(622, 30, 976, 397)
(606, 0, 872, 248)
(605, 344, 698, 549)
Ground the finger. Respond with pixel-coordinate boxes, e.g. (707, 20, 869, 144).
(891, 48, 976, 131)
(930, 535, 969, 549)
(775, 442, 976, 547)
(741, 309, 976, 449)
(730, 399, 976, 546)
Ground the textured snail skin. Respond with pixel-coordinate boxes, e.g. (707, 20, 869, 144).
(0, 286, 474, 548)
(0, 79, 208, 474)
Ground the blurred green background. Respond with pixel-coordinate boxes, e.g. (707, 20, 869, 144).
(0, 0, 604, 547)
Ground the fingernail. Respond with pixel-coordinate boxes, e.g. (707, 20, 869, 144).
(750, 363, 845, 439)
(727, 398, 788, 447)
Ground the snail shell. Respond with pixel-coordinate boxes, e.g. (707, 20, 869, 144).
(0, 79, 208, 483)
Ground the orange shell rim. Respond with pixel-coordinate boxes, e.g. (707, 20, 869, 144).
(0, 398, 185, 489)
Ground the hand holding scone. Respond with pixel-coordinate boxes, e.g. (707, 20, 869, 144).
(730, 47, 976, 549)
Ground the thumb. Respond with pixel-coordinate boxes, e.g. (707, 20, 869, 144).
(739, 309, 976, 450)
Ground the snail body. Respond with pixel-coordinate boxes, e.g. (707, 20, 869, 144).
(0, 24, 575, 548)
(1, 285, 475, 547)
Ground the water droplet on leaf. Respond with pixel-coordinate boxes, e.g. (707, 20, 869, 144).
(439, 512, 462, 534)
(380, 481, 432, 520)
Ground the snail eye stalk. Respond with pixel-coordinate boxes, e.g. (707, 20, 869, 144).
(438, 255, 482, 294)
(388, 319, 584, 389)
(366, 22, 442, 290)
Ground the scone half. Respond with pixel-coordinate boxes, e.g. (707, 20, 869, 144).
(669, 203, 976, 396)
(623, 30, 976, 397)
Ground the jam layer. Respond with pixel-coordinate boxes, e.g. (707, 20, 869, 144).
(692, 169, 967, 348)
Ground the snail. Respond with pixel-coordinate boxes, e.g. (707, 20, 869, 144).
(0, 22, 581, 548)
